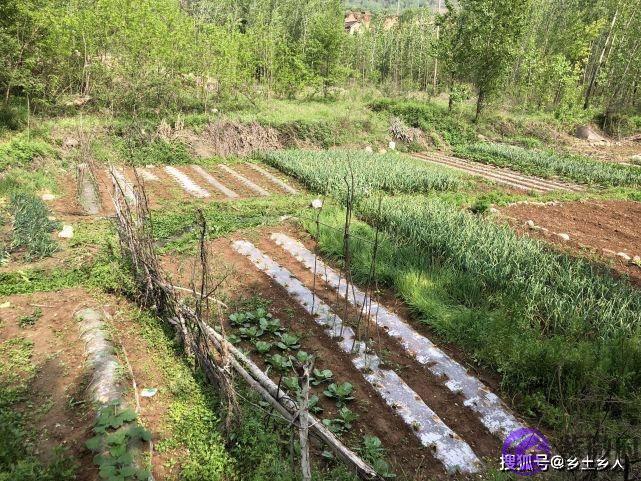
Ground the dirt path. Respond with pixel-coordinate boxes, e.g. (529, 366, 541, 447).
(413, 151, 583, 193)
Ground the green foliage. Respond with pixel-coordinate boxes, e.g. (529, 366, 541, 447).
(86, 402, 151, 481)
(9, 193, 59, 260)
(152, 195, 311, 253)
(443, 0, 532, 118)
(311, 368, 333, 386)
(370, 99, 476, 146)
(322, 407, 358, 434)
(127, 139, 193, 166)
(263, 149, 463, 200)
(0, 168, 57, 197)
(275, 332, 300, 351)
(0, 135, 52, 171)
(306, 203, 641, 431)
(456, 142, 641, 187)
(360, 436, 395, 478)
(323, 382, 355, 407)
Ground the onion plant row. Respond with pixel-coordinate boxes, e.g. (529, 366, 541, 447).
(262, 149, 464, 199)
(455, 142, 641, 187)
(358, 195, 641, 339)
(305, 205, 641, 431)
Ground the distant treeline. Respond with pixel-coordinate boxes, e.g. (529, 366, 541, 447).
(1, 0, 639, 128)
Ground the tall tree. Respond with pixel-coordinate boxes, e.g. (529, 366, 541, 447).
(443, 0, 532, 120)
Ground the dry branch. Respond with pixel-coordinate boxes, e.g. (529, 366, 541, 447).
(109, 174, 382, 481)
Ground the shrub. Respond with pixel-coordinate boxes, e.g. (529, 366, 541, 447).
(0, 136, 52, 171)
(370, 99, 476, 146)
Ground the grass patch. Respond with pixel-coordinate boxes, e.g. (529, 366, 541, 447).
(152, 195, 312, 253)
(455, 142, 641, 187)
(0, 169, 58, 197)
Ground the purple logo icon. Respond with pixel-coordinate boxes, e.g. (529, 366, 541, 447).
(501, 427, 551, 476)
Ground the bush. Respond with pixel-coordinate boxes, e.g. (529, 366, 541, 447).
(370, 99, 476, 147)
(0, 136, 52, 171)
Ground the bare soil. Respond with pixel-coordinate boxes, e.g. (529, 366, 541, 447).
(501, 200, 641, 284)
(0, 288, 97, 480)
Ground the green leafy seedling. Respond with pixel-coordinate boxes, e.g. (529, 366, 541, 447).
(323, 382, 354, 407)
(311, 368, 333, 386)
(308, 394, 323, 414)
(267, 353, 292, 372)
(276, 332, 300, 351)
(18, 307, 42, 327)
(295, 350, 313, 363)
(229, 312, 248, 327)
(239, 325, 264, 340)
(254, 340, 272, 354)
(259, 316, 281, 334)
(283, 376, 301, 396)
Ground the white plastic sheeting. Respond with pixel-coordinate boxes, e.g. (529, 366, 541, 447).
(109, 167, 136, 204)
(164, 166, 211, 198)
(219, 164, 271, 196)
(135, 167, 159, 182)
(232, 239, 481, 474)
(191, 165, 239, 199)
(246, 163, 298, 194)
(76, 308, 121, 405)
(270, 232, 525, 439)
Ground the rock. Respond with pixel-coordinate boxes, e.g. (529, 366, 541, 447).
(140, 388, 158, 398)
(41, 193, 56, 201)
(525, 220, 536, 229)
(489, 207, 499, 214)
(364, 146, 373, 153)
(602, 248, 616, 256)
(0, 302, 10, 309)
(310, 199, 323, 209)
(557, 233, 570, 241)
(146, 164, 156, 169)
(574, 125, 607, 142)
(632, 256, 641, 267)
(58, 225, 74, 239)
(47, 216, 56, 221)
(617, 252, 631, 262)
(631, 154, 641, 163)
(388, 141, 396, 150)
(62, 137, 79, 149)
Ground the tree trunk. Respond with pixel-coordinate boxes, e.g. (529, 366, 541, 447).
(584, 9, 618, 109)
(475, 89, 484, 122)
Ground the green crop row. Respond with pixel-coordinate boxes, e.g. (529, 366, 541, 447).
(455, 142, 641, 187)
(305, 202, 641, 433)
(262, 149, 464, 199)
